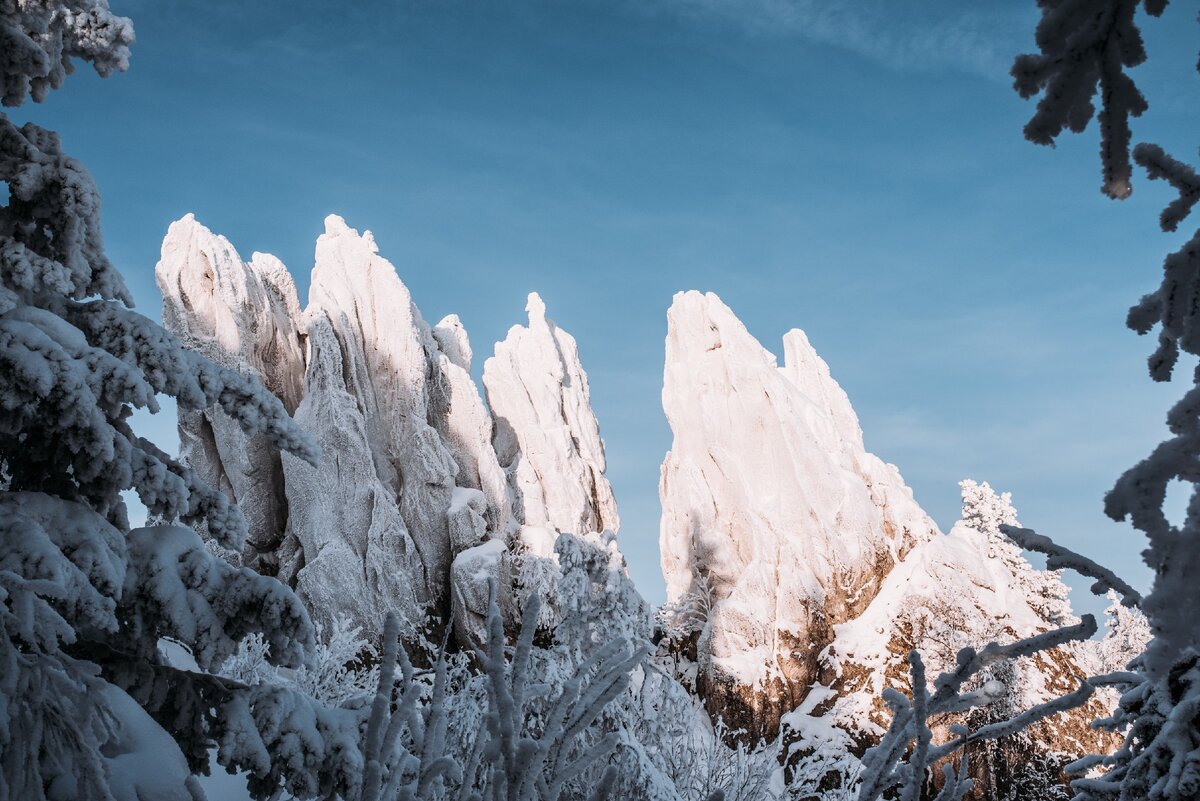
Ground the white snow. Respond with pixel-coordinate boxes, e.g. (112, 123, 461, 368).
(156, 217, 624, 648)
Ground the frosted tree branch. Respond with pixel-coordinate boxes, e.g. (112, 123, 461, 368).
(1000, 524, 1143, 606)
(1011, 0, 1166, 198)
(857, 616, 1098, 801)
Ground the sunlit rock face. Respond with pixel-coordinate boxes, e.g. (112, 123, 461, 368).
(156, 215, 305, 576)
(156, 215, 625, 646)
(659, 290, 938, 737)
(483, 292, 620, 537)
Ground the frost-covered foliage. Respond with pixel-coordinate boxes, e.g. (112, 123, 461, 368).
(657, 573, 715, 644)
(1097, 590, 1152, 675)
(0, 3, 337, 798)
(466, 591, 648, 800)
(354, 592, 649, 801)
(1011, 0, 1164, 199)
(1002, 3, 1200, 798)
(960, 480, 1074, 627)
(221, 614, 380, 707)
(856, 619, 1098, 801)
(643, 714, 776, 801)
(0, 0, 133, 107)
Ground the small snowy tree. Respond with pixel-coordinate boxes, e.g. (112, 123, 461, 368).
(0, 3, 356, 799)
(1097, 590, 1152, 675)
(960, 480, 1073, 627)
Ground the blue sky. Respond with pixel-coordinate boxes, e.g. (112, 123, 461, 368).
(21, 0, 1200, 618)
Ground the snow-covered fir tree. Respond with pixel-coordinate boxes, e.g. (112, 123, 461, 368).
(0, 3, 392, 799)
(960, 479, 1074, 627)
(1096, 590, 1151, 675)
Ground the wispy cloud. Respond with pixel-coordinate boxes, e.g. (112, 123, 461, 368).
(643, 0, 1035, 80)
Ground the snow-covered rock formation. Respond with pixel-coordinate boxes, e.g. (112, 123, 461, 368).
(303, 216, 464, 606)
(659, 290, 938, 736)
(484, 292, 619, 536)
(157, 215, 306, 576)
(815, 523, 1113, 792)
(156, 215, 628, 647)
(657, 292, 1111, 798)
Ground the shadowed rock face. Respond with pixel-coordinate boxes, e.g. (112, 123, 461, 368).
(156, 215, 623, 645)
(659, 290, 936, 739)
(156, 215, 305, 575)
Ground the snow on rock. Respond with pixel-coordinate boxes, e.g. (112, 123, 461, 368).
(817, 523, 1117, 794)
(306, 215, 461, 602)
(155, 215, 305, 575)
(281, 313, 427, 637)
(157, 215, 305, 411)
(429, 315, 514, 538)
(658, 290, 937, 737)
(156, 215, 628, 647)
(450, 538, 509, 648)
(101, 684, 203, 801)
(448, 487, 489, 554)
(484, 292, 620, 537)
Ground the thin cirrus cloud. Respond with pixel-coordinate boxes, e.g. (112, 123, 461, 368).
(643, 0, 1035, 79)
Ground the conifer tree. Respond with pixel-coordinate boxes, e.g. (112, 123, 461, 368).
(0, 3, 338, 798)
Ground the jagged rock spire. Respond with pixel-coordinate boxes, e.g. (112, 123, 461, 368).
(155, 215, 305, 575)
(659, 290, 936, 737)
(483, 292, 620, 536)
(156, 216, 621, 645)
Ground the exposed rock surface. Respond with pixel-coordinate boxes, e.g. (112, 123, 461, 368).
(306, 216, 460, 603)
(813, 523, 1116, 799)
(659, 290, 937, 736)
(159, 221, 1113, 797)
(280, 313, 427, 636)
(657, 291, 1112, 799)
(430, 314, 513, 539)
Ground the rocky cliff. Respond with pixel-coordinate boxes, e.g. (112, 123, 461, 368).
(657, 291, 1113, 798)
(659, 290, 938, 736)
(160, 223, 1113, 798)
(156, 215, 629, 646)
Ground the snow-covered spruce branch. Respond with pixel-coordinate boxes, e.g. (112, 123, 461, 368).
(1000, 525, 1143, 606)
(856, 616, 1098, 801)
(1011, 2, 1200, 798)
(0, 5, 333, 796)
(1132, 143, 1200, 232)
(1011, 0, 1166, 199)
(0, 0, 133, 106)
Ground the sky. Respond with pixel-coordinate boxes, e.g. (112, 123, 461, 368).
(18, 0, 1200, 620)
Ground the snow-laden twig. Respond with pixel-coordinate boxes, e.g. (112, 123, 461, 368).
(463, 585, 648, 801)
(1000, 525, 1143, 607)
(856, 616, 1098, 801)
